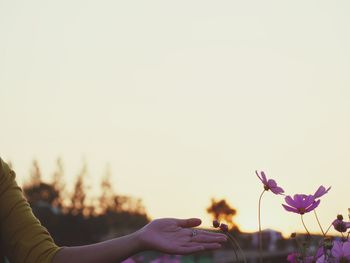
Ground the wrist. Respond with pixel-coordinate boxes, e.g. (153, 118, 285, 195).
(130, 228, 147, 253)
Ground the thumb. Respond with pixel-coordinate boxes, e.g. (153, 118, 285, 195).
(175, 218, 202, 228)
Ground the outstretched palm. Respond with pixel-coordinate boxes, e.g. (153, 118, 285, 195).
(137, 218, 227, 255)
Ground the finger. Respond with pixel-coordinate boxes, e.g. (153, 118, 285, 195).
(172, 246, 204, 255)
(201, 243, 222, 250)
(183, 242, 222, 250)
(196, 230, 227, 239)
(175, 218, 201, 228)
(191, 234, 227, 243)
(188, 229, 227, 240)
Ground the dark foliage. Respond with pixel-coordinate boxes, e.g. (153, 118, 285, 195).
(22, 159, 150, 246)
(207, 198, 239, 231)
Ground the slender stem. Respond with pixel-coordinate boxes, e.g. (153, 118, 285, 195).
(226, 234, 239, 262)
(258, 190, 265, 263)
(324, 222, 333, 236)
(301, 215, 311, 236)
(313, 210, 325, 236)
(293, 235, 303, 256)
(300, 215, 314, 263)
(227, 233, 247, 263)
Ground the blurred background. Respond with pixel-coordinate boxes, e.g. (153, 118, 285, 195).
(1, 0, 350, 261)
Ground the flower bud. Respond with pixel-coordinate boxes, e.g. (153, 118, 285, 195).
(212, 220, 220, 228)
(333, 219, 348, 233)
(219, 223, 228, 233)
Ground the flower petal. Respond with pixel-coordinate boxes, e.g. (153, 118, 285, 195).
(255, 170, 263, 183)
(313, 186, 325, 199)
(282, 204, 300, 214)
(314, 186, 331, 199)
(267, 179, 277, 188)
(287, 253, 299, 263)
(316, 255, 326, 263)
(304, 195, 316, 208)
(271, 186, 284, 195)
(260, 171, 267, 183)
(294, 194, 307, 208)
(331, 240, 343, 258)
(315, 246, 324, 258)
(343, 241, 350, 258)
(285, 196, 298, 208)
(305, 199, 321, 213)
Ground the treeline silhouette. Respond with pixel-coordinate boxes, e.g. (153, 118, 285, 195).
(22, 158, 150, 246)
(206, 198, 239, 232)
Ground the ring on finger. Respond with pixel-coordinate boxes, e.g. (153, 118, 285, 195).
(191, 229, 198, 237)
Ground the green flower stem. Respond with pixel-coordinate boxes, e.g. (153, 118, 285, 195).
(226, 235, 239, 262)
(324, 222, 333, 236)
(293, 235, 303, 255)
(300, 215, 312, 261)
(313, 210, 325, 236)
(301, 215, 311, 236)
(258, 189, 265, 263)
(226, 232, 247, 263)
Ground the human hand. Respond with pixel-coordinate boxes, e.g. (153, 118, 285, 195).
(135, 218, 227, 255)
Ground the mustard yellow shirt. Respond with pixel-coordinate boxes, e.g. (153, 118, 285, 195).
(0, 158, 61, 263)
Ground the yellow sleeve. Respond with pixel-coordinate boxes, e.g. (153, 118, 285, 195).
(0, 158, 62, 263)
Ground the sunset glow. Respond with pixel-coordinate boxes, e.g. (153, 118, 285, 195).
(1, 1, 350, 237)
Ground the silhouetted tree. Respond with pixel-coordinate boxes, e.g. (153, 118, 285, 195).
(24, 160, 60, 206)
(99, 164, 115, 214)
(51, 158, 65, 209)
(22, 158, 149, 246)
(71, 169, 87, 214)
(97, 164, 149, 234)
(206, 198, 239, 231)
(30, 160, 41, 186)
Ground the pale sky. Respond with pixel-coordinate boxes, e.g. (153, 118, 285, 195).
(1, 0, 350, 236)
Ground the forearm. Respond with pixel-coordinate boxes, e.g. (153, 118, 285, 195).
(52, 230, 144, 263)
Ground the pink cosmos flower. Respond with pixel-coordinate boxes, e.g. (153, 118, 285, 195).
(287, 253, 319, 263)
(150, 255, 182, 263)
(313, 186, 331, 199)
(282, 194, 321, 215)
(317, 241, 350, 263)
(287, 252, 300, 263)
(256, 171, 284, 195)
(288, 248, 324, 263)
